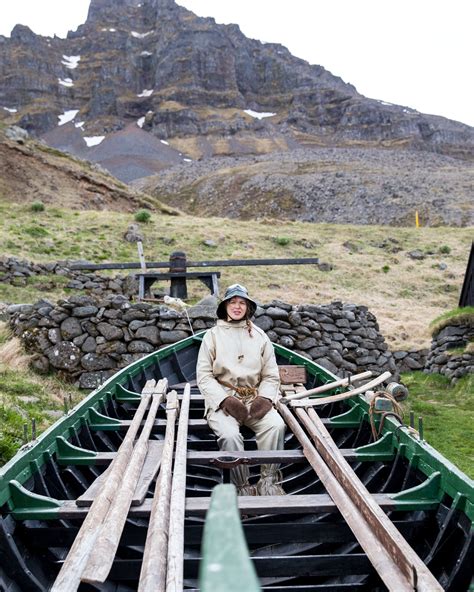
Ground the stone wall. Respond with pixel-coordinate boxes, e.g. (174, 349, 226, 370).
(424, 322, 473, 381)
(7, 295, 399, 389)
(0, 257, 137, 298)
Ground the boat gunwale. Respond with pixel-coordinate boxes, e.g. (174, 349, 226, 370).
(0, 334, 473, 522)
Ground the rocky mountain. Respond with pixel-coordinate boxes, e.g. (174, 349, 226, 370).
(0, 0, 473, 224)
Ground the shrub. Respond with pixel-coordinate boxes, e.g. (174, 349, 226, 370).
(134, 209, 152, 223)
(382, 265, 390, 273)
(30, 201, 45, 212)
(273, 236, 291, 246)
(439, 245, 451, 255)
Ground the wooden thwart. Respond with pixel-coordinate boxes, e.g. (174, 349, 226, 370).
(76, 440, 164, 507)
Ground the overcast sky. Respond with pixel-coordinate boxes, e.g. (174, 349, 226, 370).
(1, 0, 472, 126)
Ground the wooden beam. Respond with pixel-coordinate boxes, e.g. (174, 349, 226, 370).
(302, 407, 442, 592)
(81, 381, 167, 584)
(166, 384, 191, 592)
(57, 492, 426, 519)
(290, 371, 392, 407)
(281, 371, 373, 402)
(50, 379, 157, 592)
(138, 390, 179, 592)
(277, 403, 422, 592)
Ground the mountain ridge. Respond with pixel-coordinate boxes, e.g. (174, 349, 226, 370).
(0, 0, 473, 225)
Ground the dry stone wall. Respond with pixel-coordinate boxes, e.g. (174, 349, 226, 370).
(7, 295, 400, 389)
(424, 322, 473, 381)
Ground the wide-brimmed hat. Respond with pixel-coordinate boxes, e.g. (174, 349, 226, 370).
(216, 284, 257, 319)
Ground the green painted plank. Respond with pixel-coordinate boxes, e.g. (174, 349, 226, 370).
(199, 484, 260, 592)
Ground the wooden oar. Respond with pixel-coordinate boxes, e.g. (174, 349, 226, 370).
(50, 379, 156, 592)
(281, 370, 373, 403)
(81, 379, 168, 584)
(138, 390, 179, 592)
(291, 371, 391, 407)
(300, 406, 442, 591)
(166, 383, 191, 592)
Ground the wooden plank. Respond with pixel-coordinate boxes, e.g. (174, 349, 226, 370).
(69, 257, 321, 271)
(290, 371, 391, 407)
(302, 407, 442, 592)
(199, 484, 260, 592)
(282, 371, 373, 402)
(166, 384, 191, 592)
(138, 391, 179, 592)
(132, 441, 165, 506)
(50, 379, 156, 592)
(57, 493, 415, 519)
(277, 403, 416, 592)
(92, 448, 359, 466)
(81, 382, 167, 584)
(278, 365, 307, 385)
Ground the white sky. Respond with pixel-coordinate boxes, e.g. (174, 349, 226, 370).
(1, 0, 472, 126)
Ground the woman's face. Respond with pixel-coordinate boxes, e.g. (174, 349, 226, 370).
(226, 297, 248, 321)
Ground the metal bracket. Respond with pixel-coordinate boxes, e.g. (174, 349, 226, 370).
(210, 456, 250, 469)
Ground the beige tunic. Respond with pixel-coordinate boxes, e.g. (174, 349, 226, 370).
(196, 319, 280, 415)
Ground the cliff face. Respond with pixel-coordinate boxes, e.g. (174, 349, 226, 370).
(0, 0, 472, 165)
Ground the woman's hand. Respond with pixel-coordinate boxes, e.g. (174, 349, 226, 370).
(220, 396, 248, 424)
(249, 396, 273, 420)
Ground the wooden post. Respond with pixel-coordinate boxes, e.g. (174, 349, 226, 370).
(50, 380, 156, 592)
(81, 380, 168, 584)
(166, 384, 191, 592)
(138, 390, 179, 592)
(169, 251, 187, 299)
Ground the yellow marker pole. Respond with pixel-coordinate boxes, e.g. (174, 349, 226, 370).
(415, 210, 419, 228)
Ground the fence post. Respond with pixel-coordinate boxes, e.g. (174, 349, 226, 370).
(169, 251, 187, 299)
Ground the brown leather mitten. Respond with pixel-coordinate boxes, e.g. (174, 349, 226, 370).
(249, 396, 273, 420)
(220, 396, 248, 424)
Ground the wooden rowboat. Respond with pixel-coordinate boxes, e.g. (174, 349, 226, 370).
(0, 333, 472, 591)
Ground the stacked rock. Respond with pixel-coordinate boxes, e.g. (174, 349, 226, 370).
(7, 295, 399, 389)
(424, 322, 474, 382)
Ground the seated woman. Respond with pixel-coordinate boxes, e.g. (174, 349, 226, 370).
(196, 284, 286, 495)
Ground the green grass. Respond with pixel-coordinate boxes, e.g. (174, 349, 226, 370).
(401, 372, 474, 478)
(0, 367, 82, 465)
(429, 306, 474, 336)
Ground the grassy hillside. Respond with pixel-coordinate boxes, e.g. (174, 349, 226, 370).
(0, 201, 472, 349)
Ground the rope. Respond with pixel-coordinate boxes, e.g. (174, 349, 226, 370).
(216, 379, 258, 404)
(369, 391, 405, 441)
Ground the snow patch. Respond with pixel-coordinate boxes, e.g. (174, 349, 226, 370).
(137, 89, 153, 97)
(140, 51, 153, 57)
(62, 55, 81, 69)
(84, 136, 105, 147)
(3, 106, 18, 113)
(244, 109, 276, 119)
(58, 109, 79, 126)
(101, 28, 116, 32)
(131, 31, 153, 39)
(58, 78, 74, 87)
(75, 121, 85, 130)
(137, 117, 145, 128)
(160, 140, 169, 145)
(183, 158, 192, 162)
